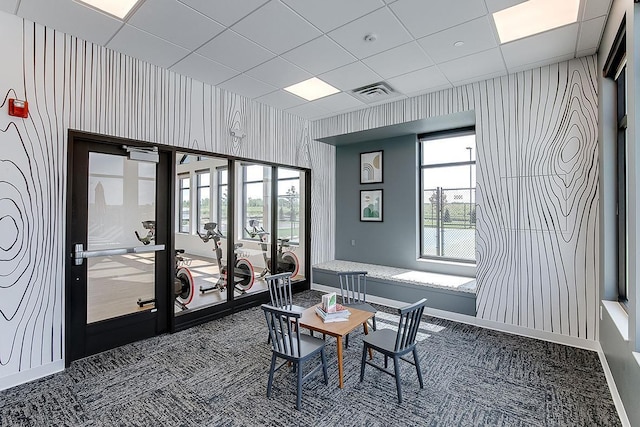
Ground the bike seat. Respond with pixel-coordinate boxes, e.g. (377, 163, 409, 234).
(234, 243, 243, 250)
(176, 249, 185, 254)
(204, 222, 218, 231)
(279, 238, 290, 243)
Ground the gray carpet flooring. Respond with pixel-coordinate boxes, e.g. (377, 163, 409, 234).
(0, 291, 620, 426)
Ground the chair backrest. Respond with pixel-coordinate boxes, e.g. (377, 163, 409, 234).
(337, 271, 368, 304)
(266, 272, 294, 309)
(262, 304, 303, 358)
(394, 299, 427, 352)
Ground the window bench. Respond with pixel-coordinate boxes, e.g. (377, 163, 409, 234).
(312, 260, 476, 316)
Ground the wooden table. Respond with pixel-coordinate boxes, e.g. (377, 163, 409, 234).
(298, 304, 374, 388)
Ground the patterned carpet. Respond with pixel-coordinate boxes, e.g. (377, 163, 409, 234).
(0, 291, 620, 426)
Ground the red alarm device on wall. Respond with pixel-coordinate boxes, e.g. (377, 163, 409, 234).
(8, 98, 28, 118)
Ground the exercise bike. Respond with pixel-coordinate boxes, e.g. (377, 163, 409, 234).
(134, 220, 194, 310)
(197, 222, 255, 294)
(245, 219, 299, 278)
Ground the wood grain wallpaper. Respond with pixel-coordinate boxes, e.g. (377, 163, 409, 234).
(312, 57, 599, 340)
(0, 13, 335, 380)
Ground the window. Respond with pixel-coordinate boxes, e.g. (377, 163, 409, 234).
(217, 167, 228, 236)
(277, 168, 301, 244)
(196, 171, 210, 235)
(604, 20, 628, 305)
(419, 128, 476, 262)
(178, 175, 190, 233)
(242, 164, 271, 239)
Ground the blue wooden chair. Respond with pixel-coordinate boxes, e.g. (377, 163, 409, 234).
(262, 304, 328, 410)
(337, 271, 377, 346)
(359, 298, 427, 404)
(266, 272, 305, 314)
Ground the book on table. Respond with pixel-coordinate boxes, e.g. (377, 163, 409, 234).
(315, 304, 351, 323)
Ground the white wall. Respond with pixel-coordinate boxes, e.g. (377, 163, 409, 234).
(313, 56, 599, 342)
(0, 12, 334, 387)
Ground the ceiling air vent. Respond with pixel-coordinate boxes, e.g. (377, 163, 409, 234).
(351, 81, 397, 103)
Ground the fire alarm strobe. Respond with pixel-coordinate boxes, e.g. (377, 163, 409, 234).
(8, 98, 28, 118)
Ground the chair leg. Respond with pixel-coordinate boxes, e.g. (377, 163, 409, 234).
(321, 349, 328, 385)
(267, 353, 277, 398)
(393, 356, 402, 404)
(384, 355, 388, 369)
(360, 344, 368, 382)
(296, 360, 303, 410)
(372, 316, 377, 331)
(413, 348, 424, 388)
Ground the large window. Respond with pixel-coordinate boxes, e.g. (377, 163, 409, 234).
(420, 128, 476, 262)
(178, 175, 190, 233)
(217, 167, 228, 236)
(242, 164, 271, 238)
(604, 21, 628, 306)
(196, 171, 210, 235)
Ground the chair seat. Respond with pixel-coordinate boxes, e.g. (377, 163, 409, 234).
(344, 302, 376, 315)
(274, 334, 325, 359)
(362, 328, 399, 354)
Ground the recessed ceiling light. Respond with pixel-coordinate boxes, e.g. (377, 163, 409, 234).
(453, 41, 464, 47)
(284, 77, 340, 101)
(493, 0, 579, 44)
(76, 0, 142, 19)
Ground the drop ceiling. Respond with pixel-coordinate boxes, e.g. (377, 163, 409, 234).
(1, 0, 612, 121)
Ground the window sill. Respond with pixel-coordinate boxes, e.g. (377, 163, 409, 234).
(634, 352, 640, 368)
(602, 300, 629, 341)
(416, 257, 476, 268)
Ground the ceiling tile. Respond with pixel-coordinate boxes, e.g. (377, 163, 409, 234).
(128, 0, 224, 50)
(319, 61, 382, 91)
(178, 0, 269, 26)
(577, 16, 606, 52)
(197, 30, 275, 71)
(245, 57, 312, 88)
(0, 0, 18, 14)
(170, 53, 238, 86)
(583, 0, 612, 20)
(107, 24, 190, 69)
(500, 24, 579, 70)
(438, 48, 506, 83)
(218, 74, 277, 99)
(282, 36, 356, 75)
(328, 7, 413, 59)
(309, 92, 364, 112)
(484, 0, 526, 13)
(362, 42, 433, 79)
(389, 0, 487, 39)
(285, 102, 331, 120)
(232, 0, 321, 54)
(387, 66, 451, 95)
(256, 90, 307, 110)
(506, 53, 575, 74)
(418, 16, 498, 64)
(281, 0, 384, 32)
(17, 0, 122, 45)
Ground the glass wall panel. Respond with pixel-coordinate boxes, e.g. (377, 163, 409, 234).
(174, 153, 229, 315)
(275, 167, 305, 282)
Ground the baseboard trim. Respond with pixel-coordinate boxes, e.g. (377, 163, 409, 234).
(596, 344, 631, 427)
(0, 360, 65, 391)
(312, 283, 597, 351)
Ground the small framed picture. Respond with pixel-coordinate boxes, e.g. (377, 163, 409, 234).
(360, 189, 383, 222)
(360, 150, 383, 184)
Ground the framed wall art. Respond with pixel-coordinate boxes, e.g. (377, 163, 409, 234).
(360, 150, 383, 184)
(360, 189, 383, 222)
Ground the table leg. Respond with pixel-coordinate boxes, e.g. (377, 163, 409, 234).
(363, 322, 373, 359)
(336, 336, 344, 388)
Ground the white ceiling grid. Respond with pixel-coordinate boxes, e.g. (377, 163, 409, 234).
(10, 0, 612, 120)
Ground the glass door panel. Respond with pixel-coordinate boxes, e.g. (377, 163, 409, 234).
(86, 152, 158, 323)
(276, 167, 305, 282)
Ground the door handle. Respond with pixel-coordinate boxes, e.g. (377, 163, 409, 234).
(73, 243, 165, 266)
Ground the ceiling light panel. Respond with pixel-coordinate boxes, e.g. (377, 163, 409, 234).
(284, 77, 340, 101)
(77, 0, 141, 19)
(493, 0, 580, 44)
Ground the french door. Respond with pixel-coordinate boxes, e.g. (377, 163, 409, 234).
(66, 132, 170, 364)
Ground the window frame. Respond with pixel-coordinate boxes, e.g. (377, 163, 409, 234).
(217, 166, 228, 237)
(178, 174, 190, 234)
(195, 169, 211, 235)
(419, 127, 477, 264)
(276, 172, 301, 245)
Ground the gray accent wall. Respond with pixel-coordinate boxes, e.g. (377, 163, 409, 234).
(0, 12, 335, 386)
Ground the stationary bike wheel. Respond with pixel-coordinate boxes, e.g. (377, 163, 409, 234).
(175, 267, 194, 305)
(281, 251, 299, 278)
(234, 258, 255, 291)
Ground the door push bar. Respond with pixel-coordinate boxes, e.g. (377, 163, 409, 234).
(73, 243, 165, 266)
